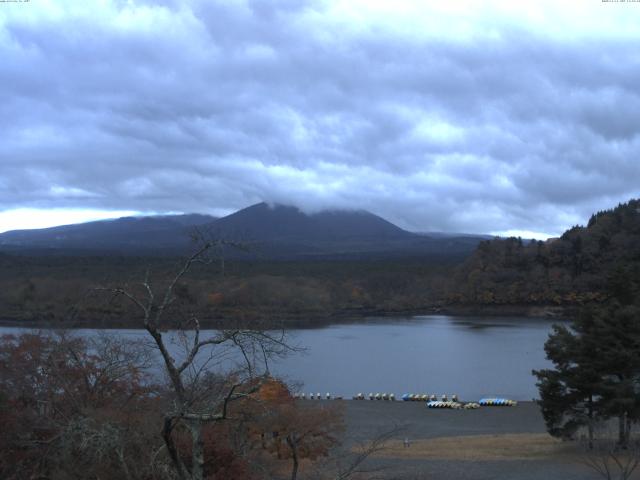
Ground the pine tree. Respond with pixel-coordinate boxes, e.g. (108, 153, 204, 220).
(534, 317, 601, 447)
(534, 267, 640, 448)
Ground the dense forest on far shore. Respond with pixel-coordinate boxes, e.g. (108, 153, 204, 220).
(0, 253, 459, 328)
(1, 199, 638, 328)
(448, 199, 640, 308)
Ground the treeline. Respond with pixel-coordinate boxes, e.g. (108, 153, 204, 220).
(448, 199, 640, 308)
(0, 255, 455, 327)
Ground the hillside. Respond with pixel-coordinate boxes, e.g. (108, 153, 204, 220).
(448, 199, 640, 307)
(0, 214, 216, 253)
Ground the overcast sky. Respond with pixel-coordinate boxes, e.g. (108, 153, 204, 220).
(1, 0, 639, 238)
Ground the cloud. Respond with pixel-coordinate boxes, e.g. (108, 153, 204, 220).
(1, 0, 639, 237)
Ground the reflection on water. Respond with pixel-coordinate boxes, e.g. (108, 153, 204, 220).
(0, 315, 561, 401)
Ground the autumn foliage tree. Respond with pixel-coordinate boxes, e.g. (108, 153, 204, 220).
(0, 331, 349, 480)
(0, 332, 160, 479)
(245, 379, 344, 480)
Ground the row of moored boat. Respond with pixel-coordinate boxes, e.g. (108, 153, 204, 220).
(294, 392, 517, 408)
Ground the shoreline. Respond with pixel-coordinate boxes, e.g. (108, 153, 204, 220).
(0, 304, 570, 330)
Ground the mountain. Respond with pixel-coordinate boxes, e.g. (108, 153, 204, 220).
(204, 203, 490, 259)
(0, 203, 488, 260)
(209, 203, 411, 242)
(0, 214, 216, 253)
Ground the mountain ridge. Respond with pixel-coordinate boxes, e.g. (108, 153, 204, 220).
(208, 202, 413, 242)
(0, 214, 217, 251)
(0, 203, 488, 259)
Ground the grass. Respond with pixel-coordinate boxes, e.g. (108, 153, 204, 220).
(370, 433, 578, 462)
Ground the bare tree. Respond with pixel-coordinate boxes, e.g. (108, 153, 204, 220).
(332, 427, 403, 480)
(95, 239, 296, 480)
(302, 426, 403, 480)
(581, 434, 640, 480)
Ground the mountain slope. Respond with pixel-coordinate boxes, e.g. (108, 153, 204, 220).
(209, 202, 412, 242)
(208, 203, 490, 259)
(0, 214, 216, 252)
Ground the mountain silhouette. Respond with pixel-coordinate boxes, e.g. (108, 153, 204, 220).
(208, 202, 411, 242)
(0, 203, 487, 259)
(0, 214, 215, 252)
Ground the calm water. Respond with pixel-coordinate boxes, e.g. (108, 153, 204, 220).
(0, 315, 560, 401)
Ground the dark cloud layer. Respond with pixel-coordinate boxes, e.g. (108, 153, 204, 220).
(1, 0, 639, 237)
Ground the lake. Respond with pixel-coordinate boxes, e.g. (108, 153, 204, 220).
(0, 315, 560, 401)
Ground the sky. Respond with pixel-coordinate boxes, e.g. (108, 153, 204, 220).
(1, 0, 640, 239)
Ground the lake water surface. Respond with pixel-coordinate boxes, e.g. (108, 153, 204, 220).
(0, 315, 560, 401)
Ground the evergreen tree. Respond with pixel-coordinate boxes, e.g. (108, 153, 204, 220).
(588, 303, 640, 447)
(534, 267, 640, 448)
(534, 317, 601, 447)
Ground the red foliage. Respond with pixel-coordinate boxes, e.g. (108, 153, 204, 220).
(0, 332, 157, 479)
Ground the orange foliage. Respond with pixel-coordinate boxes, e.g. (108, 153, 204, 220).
(257, 378, 293, 404)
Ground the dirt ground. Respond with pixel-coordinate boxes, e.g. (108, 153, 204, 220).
(325, 400, 637, 480)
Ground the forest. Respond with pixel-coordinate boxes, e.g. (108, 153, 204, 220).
(450, 199, 640, 308)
